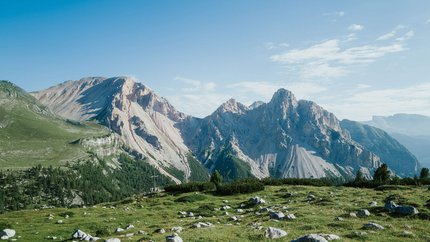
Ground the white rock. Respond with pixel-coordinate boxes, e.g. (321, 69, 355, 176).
(166, 233, 183, 242)
(115, 228, 124, 233)
(104, 238, 121, 242)
(363, 222, 385, 230)
(125, 224, 134, 230)
(357, 209, 370, 217)
(265, 227, 287, 239)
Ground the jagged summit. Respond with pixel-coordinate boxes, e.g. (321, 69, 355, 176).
(214, 98, 249, 115)
(249, 101, 264, 110)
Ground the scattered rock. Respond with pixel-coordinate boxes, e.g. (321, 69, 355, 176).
(72, 230, 87, 239)
(156, 228, 166, 234)
(400, 231, 414, 237)
(269, 211, 285, 220)
(221, 206, 231, 211)
(335, 217, 344, 221)
(236, 209, 244, 213)
(291, 234, 328, 242)
(369, 201, 378, 207)
(171, 227, 183, 233)
(229, 216, 239, 222)
(166, 233, 183, 242)
(105, 238, 121, 242)
(357, 209, 370, 217)
(286, 214, 296, 220)
(178, 211, 187, 216)
(363, 222, 385, 230)
(349, 212, 357, 218)
(307, 194, 316, 201)
(0, 229, 16, 240)
(223, 211, 229, 216)
(187, 212, 194, 217)
(384, 201, 419, 216)
(249, 196, 266, 205)
(125, 224, 134, 230)
(56, 220, 63, 224)
(192, 222, 214, 228)
(265, 227, 287, 239)
(115, 228, 124, 233)
(223, 200, 229, 203)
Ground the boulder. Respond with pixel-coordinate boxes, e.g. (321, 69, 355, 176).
(166, 233, 183, 242)
(369, 201, 378, 207)
(269, 211, 285, 220)
(72, 229, 87, 239)
(171, 227, 183, 233)
(115, 228, 124, 233)
(156, 228, 166, 234)
(349, 212, 357, 218)
(265, 227, 287, 239)
(363, 222, 384, 230)
(221, 206, 231, 211)
(192, 222, 213, 228)
(384, 201, 398, 212)
(357, 209, 370, 217)
(105, 239, 121, 242)
(384, 201, 419, 216)
(0, 229, 16, 240)
(291, 234, 328, 242)
(125, 224, 134, 230)
(249, 196, 266, 205)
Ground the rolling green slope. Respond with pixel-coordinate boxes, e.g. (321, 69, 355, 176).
(0, 81, 107, 169)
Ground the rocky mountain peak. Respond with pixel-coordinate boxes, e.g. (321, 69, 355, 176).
(214, 98, 249, 115)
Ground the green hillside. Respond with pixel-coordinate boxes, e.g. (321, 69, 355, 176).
(0, 185, 429, 241)
(0, 81, 107, 169)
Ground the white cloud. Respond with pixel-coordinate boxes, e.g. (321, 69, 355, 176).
(396, 30, 414, 42)
(376, 25, 405, 41)
(356, 83, 372, 89)
(324, 11, 345, 17)
(270, 37, 407, 79)
(323, 83, 430, 121)
(348, 24, 364, 31)
(266, 42, 289, 50)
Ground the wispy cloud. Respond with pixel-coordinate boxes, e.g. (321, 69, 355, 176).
(270, 37, 407, 79)
(167, 76, 229, 117)
(324, 11, 345, 17)
(348, 24, 364, 31)
(324, 83, 430, 121)
(376, 25, 405, 41)
(266, 42, 289, 50)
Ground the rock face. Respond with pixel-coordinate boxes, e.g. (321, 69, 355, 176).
(265, 227, 288, 239)
(33, 78, 419, 181)
(183, 89, 382, 180)
(33, 77, 207, 183)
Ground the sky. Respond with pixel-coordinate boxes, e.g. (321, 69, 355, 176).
(1, 0, 430, 121)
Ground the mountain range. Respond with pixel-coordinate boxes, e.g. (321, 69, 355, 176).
(0, 77, 422, 183)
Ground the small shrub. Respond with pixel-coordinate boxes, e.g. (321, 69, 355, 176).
(95, 226, 111, 237)
(164, 182, 215, 194)
(216, 179, 264, 195)
(174, 194, 207, 203)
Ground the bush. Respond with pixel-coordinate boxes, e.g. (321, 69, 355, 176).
(261, 177, 337, 186)
(174, 194, 207, 203)
(216, 179, 264, 195)
(164, 182, 215, 194)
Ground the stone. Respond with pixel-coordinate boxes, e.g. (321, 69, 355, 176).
(156, 228, 166, 234)
(236, 209, 244, 213)
(249, 196, 266, 205)
(166, 233, 183, 242)
(125, 224, 134, 230)
(115, 228, 124, 233)
(363, 222, 385, 230)
(187, 212, 194, 217)
(349, 212, 357, 218)
(56, 220, 63, 224)
(223, 200, 229, 203)
(105, 239, 121, 242)
(307, 194, 316, 201)
(286, 214, 296, 220)
(401, 231, 414, 237)
(171, 227, 183, 233)
(369, 201, 378, 207)
(192, 222, 213, 228)
(292, 234, 328, 242)
(269, 211, 285, 220)
(221, 205, 231, 211)
(335, 217, 344, 221)
(229, 216, 239, 221)
(357, 209, 370, 217)
(384, 201, 419, 216)
(0, 229, 16, 240)
(384, 201, 398, 212)
(265, 227, 287, 239)
(72, 230, 87, 239)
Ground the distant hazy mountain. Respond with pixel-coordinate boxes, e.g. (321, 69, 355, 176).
(364, 114, 430, 168)
(30, 77, 422, 180)
(341, 120, 420, 176)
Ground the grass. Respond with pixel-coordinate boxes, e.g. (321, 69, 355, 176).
(0, 81, 108, 169)
(1, 185, 429, 241)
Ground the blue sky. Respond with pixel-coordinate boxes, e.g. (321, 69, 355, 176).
(1, 0, 430, 120)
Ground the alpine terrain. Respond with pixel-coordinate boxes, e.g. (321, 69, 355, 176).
(32, 77, 421, 181)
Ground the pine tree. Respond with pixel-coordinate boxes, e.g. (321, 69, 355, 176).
(420, 168, 429, 179)
(373, 163, 390, 183)
(210, 170, 223, 188)
(354, 169, 366, 183)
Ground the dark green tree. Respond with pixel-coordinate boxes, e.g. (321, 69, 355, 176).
(420, 168, 429, 179)
(210, 170, 223, 188)
(354, 169, 366, 183)
(373, 163, 390, 183)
